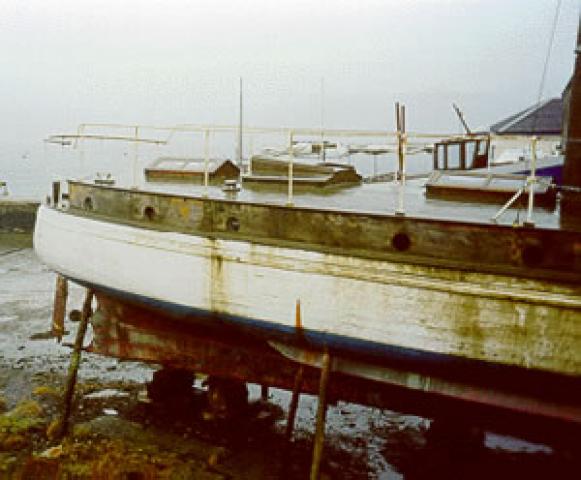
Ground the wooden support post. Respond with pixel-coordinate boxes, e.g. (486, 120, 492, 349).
(51, 275, 68, 342)
(310, 350, 332, 480)
(285, 365, 304, 440)
(261, 384, 269, 401)
(57, 288, 93, 439)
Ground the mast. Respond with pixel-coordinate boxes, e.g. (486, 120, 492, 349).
(237, 77, 243, 167)
(561, 14, 581, 229)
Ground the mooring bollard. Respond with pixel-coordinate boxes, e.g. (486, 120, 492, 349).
(310, 350, 332, 480)
(57, 288, 94, 439)
(51, 275, 68, 342)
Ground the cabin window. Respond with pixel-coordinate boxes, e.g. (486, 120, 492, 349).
(447, 144, 461, 169)
(436, 144, 446, 169)
(465, 141, 476, 168)
(478, 140, 488, 155)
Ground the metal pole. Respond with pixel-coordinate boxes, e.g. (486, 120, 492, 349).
(396, 132, 407, 216)
(310, 350, 332, 480)
(57, 288, 93, 439)
(525, 136, 537, 227)
(77, 125, 85, 177)
(491, 187, 525, 222)
(320, 77, 325, 163)
(237, 77, 243, 167)
(204, 129, 210, 197)
(248, 135, 254, 174)
(132, 126, 139, 187)
(287, 130, 294, 206)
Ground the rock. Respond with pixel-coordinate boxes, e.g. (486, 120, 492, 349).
(46, 419, 61, 441)
(39, 444, 63, 459)
(0, 433, 27, 450)
(0, 400, 45, 437)
(207, 447, 228, 468)
(32, 385, 59, 398)
(84, 389, 129, 400)
(72, 423, 92, 440)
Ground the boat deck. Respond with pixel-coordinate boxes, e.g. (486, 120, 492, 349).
(139, 177, 560, 229)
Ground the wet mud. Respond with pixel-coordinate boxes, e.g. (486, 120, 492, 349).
(0, 240, 579, 478)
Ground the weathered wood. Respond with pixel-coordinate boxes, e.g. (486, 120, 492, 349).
(285, 365, 304, 440)
(145, 158, 240, 184)
(310, 351, 332, 480)
(57, 288, 93, 439)
(66, 182, 581, 283)
(51, 275, 68, 342)
(36, 204, 581, 377)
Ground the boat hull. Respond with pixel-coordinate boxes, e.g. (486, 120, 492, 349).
(34, 205, 581, 377)
(85, 289, 581, 440)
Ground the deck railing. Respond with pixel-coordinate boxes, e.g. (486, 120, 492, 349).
(45, 123, 560, 222)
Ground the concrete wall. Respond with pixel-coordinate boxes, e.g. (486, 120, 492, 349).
(0, 200, 40, 233)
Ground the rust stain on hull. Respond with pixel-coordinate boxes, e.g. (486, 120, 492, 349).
(87, 291, 581, 444)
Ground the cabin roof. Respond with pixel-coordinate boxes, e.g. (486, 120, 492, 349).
(489, 98, 563, 135)
(147, 157, 236, 174)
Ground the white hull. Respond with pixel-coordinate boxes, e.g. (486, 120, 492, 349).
(34, 205, 581, 376)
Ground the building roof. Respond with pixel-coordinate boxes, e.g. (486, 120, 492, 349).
(489, 98, 563, 135)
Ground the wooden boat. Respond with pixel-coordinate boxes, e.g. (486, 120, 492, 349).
(243, 154, 362, 188)
(33, 30, 581, 443)
(33, 155, 581, 436)
(145, 157, 240, 183)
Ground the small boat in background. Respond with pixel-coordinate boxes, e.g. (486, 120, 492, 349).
(145, 157, 240, 184)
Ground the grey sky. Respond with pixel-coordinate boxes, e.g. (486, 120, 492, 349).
(0, 0, 578, 149)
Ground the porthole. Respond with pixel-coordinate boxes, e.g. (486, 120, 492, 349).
(522, 243, 544, 267)
(392, 232, 411, 252)
(226, 216, 240, 232)
(83, 197, 93, 211)
(144, 206, 156, 221)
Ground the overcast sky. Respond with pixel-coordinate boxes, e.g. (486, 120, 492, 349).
(0, 0, 578, 151)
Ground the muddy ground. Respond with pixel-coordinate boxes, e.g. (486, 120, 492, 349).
(0, 235, 579, 479)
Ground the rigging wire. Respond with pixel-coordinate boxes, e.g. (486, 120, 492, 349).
(531, 0, 562, 135)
